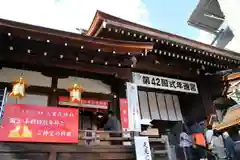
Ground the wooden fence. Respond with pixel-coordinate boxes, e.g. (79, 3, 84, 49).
(0, 130, 168, 160)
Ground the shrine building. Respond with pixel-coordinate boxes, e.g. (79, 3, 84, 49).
(0, 10, 239, 160)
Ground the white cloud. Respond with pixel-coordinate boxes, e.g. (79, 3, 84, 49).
(225, 37, 240, 53)
(197, 30, 240, 53)
(218, 0, 240, 53)
(197, 30, 214, 44)
(0, 0, 151, 33)
(218, 0, 240, 39)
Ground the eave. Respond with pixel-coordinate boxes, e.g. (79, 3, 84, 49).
(0, 18, 152, 80)
(87, 10, 240, 62)
(0, 18, 153, 55)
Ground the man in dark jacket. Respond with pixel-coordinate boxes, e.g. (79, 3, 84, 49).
(104, 110, 121, 145)
(104, 110, 120, 131)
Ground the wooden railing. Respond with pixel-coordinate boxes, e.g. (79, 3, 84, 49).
(78, 129, 169, 159)
(0, 130, 169, 160)
(78, 129, 165, 144)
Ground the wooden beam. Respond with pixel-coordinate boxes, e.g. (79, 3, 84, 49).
(223, 72, 240, 81)
(101, 17, 240, 60)
(0, 20, 153, 54)
(98, 28, 237, 68)
(135, 57, 199, 79)
(2, 35, 134, 65)
(1, 52, 132, 80)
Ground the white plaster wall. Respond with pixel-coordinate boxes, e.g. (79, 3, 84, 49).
(0, 67, 50, 106)
(6, 93, 48, 106)
(0, 68, 111, 106)
(57, 76, 111, 94)
(0, 67, 52, 87)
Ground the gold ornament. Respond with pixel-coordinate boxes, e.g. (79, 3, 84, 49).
(9, 77, 27, 99)
(68, 83, 83, 103)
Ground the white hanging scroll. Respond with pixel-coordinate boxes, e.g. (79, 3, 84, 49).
(126, 82, 141, 132)
(134, 136, 152, 160)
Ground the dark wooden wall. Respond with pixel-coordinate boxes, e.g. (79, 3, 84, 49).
(0, 143, 135, 160)
(179, 75, 224, 124)
(197, 75, 224, 118)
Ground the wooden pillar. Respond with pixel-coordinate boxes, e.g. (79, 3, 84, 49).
(197, 75, 222, 118)
(48, 76, 58, 106)
(112, 94, 119, 118)
(110, 79, 120, 119)
(48, 152, 57, 160)
(110, 79, 126, 120)
(0, 34, 4, 63)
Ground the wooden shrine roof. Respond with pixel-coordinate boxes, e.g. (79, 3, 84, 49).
(0, 18, 153, 55)
(0, 18, 154, 80)
(1, 12, 239, 80)
(87, 10, 240, 61)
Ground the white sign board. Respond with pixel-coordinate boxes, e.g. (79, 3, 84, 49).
(227, 79, 240, 104)
(132, 72, 198, 94)
(126, 82, 141, 132)
(134, 136, 152, 160)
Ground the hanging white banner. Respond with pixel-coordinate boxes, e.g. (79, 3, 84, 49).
(126, 82, 141, 132)
(132, 72, 198, 94)
(134, 136, 152, 160)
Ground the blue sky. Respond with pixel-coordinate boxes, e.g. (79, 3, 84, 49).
(144, 0, 200, 40)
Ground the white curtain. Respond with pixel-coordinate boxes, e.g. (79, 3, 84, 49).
(138, 91, 183, 121)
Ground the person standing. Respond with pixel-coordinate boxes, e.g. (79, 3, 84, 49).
(179, 128, 193, 160)
(233, 130, 240, 159)
(205, 125, 214, 148)
(223, 131, 235, 159)
(103, 110, 121, 145)
(210, 130, 227, 160)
